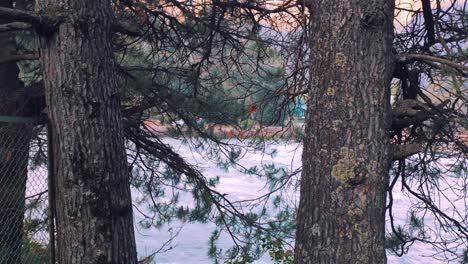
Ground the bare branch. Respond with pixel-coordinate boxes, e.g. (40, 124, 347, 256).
(392, 144, 423, 160)
(397, 54, 468, 76)
(287, 89, 308, 97)
(0, 6, 41, 24)
(392, 99, 431, 117)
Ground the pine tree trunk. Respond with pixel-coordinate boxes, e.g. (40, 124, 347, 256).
(36, 0, 137, 263)
(294, 1, 394, 263)
(0, 1, 30, 262)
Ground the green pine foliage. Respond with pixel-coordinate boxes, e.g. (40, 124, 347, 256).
(21, 239, 49, 264)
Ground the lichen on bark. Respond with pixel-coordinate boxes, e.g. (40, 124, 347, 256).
(331, 147, 359, 182)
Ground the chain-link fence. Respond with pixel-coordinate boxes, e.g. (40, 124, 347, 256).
(0, 118, 51, 264)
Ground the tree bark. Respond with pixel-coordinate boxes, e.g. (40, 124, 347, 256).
(35, 0, 137, 263)
(294, 1, 394, 263)
(0, 1, 31, 263)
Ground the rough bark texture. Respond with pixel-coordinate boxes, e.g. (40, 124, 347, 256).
(294, 1, 394, 263)
(36, 0, 137, 263)
(0, 1, 30, 262)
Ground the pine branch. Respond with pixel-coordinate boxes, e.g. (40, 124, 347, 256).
(111, 20, 143, 37)
(0, 22, 30, 32)
(391, 99, 450, 131)
(0, 53, 39, 64)
(397, 53, 468, 76)
(0, 6, 141, 36)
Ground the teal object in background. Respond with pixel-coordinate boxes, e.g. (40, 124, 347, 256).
(291, 98, 306, 121)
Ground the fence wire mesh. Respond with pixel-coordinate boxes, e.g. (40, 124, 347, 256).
(0, 120, 50, 264)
